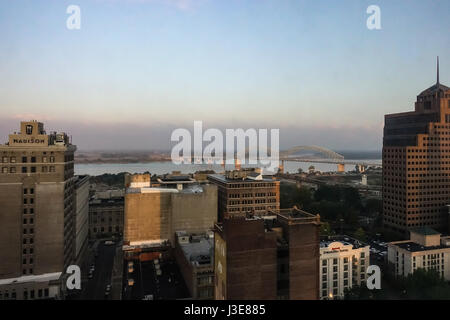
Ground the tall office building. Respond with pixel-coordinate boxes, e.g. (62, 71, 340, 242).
(0, 121, 76, 299)
(383, 58, 450, 236)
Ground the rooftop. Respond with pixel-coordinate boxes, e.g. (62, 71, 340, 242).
(419, 57, 449, 95)
(396, 241, 448, 253)
(410, 226, 441, 236)
(208, 172, 277, 183)
(177, 234, 214, 267)
(320, 235, 368, 250)
(0, 272, 62, 285)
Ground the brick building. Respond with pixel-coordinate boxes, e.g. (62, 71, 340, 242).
(207, 169, 280, 222)
(214, 208, 320, 300)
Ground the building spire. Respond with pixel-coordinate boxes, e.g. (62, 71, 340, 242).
(437, 56, 440, 85)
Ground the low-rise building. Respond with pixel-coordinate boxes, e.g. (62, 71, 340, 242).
(174, 231, 214, 300)
(89, 191, 124, 239)
(319, 236, 370, 299)
(388, 227, 450, 280)
(0, 272, 62, 300)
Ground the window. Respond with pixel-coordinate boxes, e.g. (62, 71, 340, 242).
(49, 166, 55, 172)
(22, 167, 27, 173)
(31, 167, 36, 173)
(2, 167, 7, 173)
(10, 157, 16, 163)
(25, 125, 33, 135)
(50, 156, 55, 163)
(10, 167, 16, 173)
(31, 157, 36, 163)
(22, 157, 27, 163)
(2, 156, 7, 163)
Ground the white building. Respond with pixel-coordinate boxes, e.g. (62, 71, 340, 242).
(388, 227, 450, 280)
(320, 237, 370, 299)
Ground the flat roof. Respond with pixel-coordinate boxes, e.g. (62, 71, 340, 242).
(0, 272, 62, 285)
(179, 237, 214, 266)
(396, 241, 448, 253)
(410, 226, 441, 236)
(208, 173, 277, 183)
(320, 236, 368, 250)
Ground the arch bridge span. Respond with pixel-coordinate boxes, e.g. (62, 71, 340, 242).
(280, 146, 345, 161)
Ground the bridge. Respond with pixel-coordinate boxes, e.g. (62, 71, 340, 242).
(279, 146, 380, 173)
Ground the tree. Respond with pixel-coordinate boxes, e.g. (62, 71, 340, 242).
(401, 268, 450, 299)
(320, 222, 333, 236)
(353, 227, 366, 242)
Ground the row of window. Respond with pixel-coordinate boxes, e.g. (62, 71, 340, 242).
(1, 166, 56, 173)
(1, 156, 55, 163)
(0, 288, 50, 300)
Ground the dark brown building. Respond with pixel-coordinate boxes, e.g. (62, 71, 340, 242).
(0, 121, 76, 299)
(89, 191, 124, 239)
(207, 169, 280, 222)
(214, 208, 320, 300)
(383, 58, 450, 236)
(214, 217, 278, 300)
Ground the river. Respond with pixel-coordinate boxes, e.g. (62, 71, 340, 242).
(75, 159, 382, 176)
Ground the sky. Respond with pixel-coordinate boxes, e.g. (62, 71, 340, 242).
(0, 0, 449, 151)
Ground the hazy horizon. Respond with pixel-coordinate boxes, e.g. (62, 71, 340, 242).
(1, 0, 449, 151)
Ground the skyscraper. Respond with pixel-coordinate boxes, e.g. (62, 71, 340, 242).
(0, 121, 76, 299)
(383, 58, 450, 236)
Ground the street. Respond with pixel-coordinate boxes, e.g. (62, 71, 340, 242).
(80, 241, 117, 300)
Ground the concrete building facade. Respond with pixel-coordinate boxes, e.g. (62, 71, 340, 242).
(174, 231, 215, 300)
(74, 175, 90, 265)
(89, 191, 124, 239)
(124, 174, 218, 248)
(388, 227, 450, 280)
(0, 121, 76, 299)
